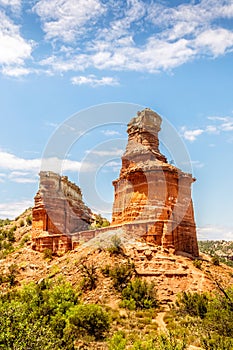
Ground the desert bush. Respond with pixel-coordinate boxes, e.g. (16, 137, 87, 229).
(107, 235, 123, 255)
(101, 264, 111, 276)
(211, 256, 220, 266)
(176, 291, 208, 319)
(7, 263, 19, 286)
(26, 215, 32, 225)
(201, 334, 233, 350)
(67, 304, 110, 339)
(20, 234, 31, 246)
(19, 219, 24, 227)
(108, 331, 127, 350)
(193, 259, 202, 269)
(156, 331, 187, 350)
(7, 228, 16, 242)
(109, 261, 134, 291)
(121, 278, 158, 310)
(43, 248, 53, 261)
(80, 260, 98, 291)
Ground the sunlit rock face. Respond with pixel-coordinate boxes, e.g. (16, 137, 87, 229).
(111, 108, 199, 256)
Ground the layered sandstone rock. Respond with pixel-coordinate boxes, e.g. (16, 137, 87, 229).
(32, 171, 92, 252)
(111, 108, 199, 256)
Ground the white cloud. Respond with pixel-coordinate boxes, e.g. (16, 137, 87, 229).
(0, 150, 94, 181)
(181, 127, 204, 142)
(101, 160, 121, 173)
(71, 75, 119, 87)
(206, 125, 219, 134)
(195, 28, 233, 56)
(208, 116, 233, 132)
(0, 150, 41, 171)
(0, 199, 33, 219)
(181, 115, 233, 142)
(197, 225, 233, 241)
(208, 116, 228, 121)
(1, 0, 233, 78)
(33, 0, 106, 42)
(190, 160, 204, 169)
(101, 130, 121, 136)
(86, 148, 124, 157)
(0, 0, 21, 13)
(2, 66, 31, 77)
(221, 120, 233, 131)
(0, 11, 32, 65)
(33, 0, 233, 76)
(8, 171, 38, 183)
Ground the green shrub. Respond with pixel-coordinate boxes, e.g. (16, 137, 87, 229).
(107, 235, 123, 255)
(211, 256, 220, 266)
(80, 260, 98, 291)
(157, 331, 187, 350)
(193, 259, 202, 269)
(19, 219, 24, 227)
(109, 262, 134, 291)
(20, 234, 31, 246)
(26, 215, 32, 225)
(121, 278, 158, 310)
(6, 263, 19, 286)
(101, 264, 111, 276)
(176, 291, 208, 319)
(7, 229, 16, 242)
(91, 214, 110, 229)
(108, 331, 127, 350)
(0, 278, 79, 349)
(67, 304, 110, 339)
(43, 248, 53, 261)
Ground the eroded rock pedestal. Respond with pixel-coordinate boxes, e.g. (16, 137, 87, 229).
(111, 108, 199, 256)
(32, 171, 92, 253)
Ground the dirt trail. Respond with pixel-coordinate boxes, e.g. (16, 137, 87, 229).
(155, 310, 167, 333)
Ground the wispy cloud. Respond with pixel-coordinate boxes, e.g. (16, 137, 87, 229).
(181, 127, 204, 142)
(35, 0, 233, 76)
(0, 10, 32, 72)
(2, 66, 32, 77)
(71, 75, 119, 87)
(33, 0, 106, 42)
(181, 115, 233, 142)
(197, 225, 233, 241)
(0, 150, 94, 184)
(101, 130, 121, 136)
(86, 148, 124, 157)
(100, 160, 121, 173)
(0, 0, 21, 13)
(0, 150, 41, 171)
(191, 160, 204, 169)
(0, 199, 33, 219)
(1, 1, 233, 77)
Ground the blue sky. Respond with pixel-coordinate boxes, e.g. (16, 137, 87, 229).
(0, 0, 233, 240)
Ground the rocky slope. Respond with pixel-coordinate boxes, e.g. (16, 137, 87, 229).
(1, 210, 233, 304)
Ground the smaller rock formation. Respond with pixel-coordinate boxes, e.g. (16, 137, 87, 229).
(32, 171, 92, 253)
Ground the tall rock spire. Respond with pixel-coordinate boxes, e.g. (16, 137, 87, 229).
(112, 108, 199, 257)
